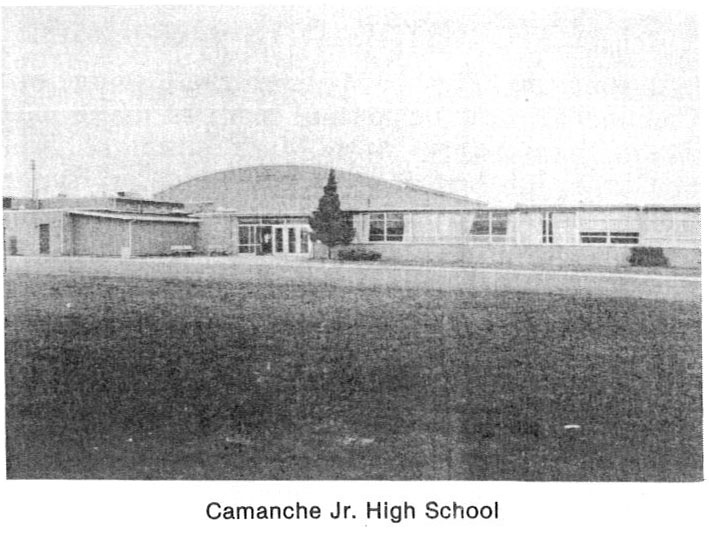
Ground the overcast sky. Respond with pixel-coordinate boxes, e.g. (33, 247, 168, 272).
(1, 6, 700, 205)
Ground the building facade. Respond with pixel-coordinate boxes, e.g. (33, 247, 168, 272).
(348, 206, 700, 268)
(155, 165, 700, 269)
(155, 164, 485, 258)
(3, 196, 199, 257)
(4, 166, 700, 269)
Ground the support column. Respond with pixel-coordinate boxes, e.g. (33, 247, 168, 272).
(125, 220, 134, 258)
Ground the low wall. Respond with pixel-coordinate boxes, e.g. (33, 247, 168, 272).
(320, 243, 701, 269)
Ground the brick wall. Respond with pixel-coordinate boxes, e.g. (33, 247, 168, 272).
(3, 211, 71, 256)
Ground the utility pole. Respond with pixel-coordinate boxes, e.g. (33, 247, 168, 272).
(30, 159, 36, 203)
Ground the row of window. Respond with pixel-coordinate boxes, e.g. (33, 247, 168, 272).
(367, 212, 511, 243)
(366, 212, 647, 244)
(367, 212, 513, 243)
(579, 232, 639, 244)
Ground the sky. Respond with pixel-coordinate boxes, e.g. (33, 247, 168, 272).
(1, 5, 700, 206)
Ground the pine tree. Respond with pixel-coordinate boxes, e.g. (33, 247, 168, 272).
(309, 169, 355, 258)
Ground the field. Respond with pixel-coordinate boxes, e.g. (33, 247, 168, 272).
(4, 273, 702, 480)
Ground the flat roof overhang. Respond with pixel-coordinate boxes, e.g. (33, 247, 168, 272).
(68, 210, 200, 224)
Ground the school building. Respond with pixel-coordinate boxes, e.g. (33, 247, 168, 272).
(4, 165, 701, 269)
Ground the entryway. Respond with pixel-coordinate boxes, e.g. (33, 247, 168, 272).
(272, 225, 310, 255)
(39, 224, 50, 254)
(236, 218, 311, 256)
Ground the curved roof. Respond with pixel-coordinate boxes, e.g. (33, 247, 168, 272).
(154, 165, 485, 215)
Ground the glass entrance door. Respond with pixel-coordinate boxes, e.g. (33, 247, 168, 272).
(274, 225, 310, 255)
(238, 225, 273, 254)
(274, 227, 284, 253)
(237, 219, 311, 256)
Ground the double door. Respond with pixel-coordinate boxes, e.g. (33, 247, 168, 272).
(272, 225, 310, 255)
(237, 223, 311, 255)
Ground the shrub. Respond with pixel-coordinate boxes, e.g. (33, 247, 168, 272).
(628, 247, 669, 267)
(337, 247, 382, 261)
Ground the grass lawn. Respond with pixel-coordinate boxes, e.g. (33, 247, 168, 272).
(4, 273, 702, 480)
(307, 255, 702, 277)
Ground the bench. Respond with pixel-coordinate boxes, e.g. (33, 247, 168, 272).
(169, 245, 196, 256)
(206, 245, 229, 256)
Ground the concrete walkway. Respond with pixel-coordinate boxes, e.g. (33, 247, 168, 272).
(4, 255, 701, 302)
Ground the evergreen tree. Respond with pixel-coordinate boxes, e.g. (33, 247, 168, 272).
(309, 169, 355, 258)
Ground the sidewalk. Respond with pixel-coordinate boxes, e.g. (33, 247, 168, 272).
(4, 255, 701, 302)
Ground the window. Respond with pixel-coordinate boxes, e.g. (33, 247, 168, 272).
(386, 213, 404, 241)
(610, 232, 640, 244)
(580, 231, 639, 244)
(238, 225, 272, 253)
(275, 228, 283, 252)
(580, 232, 609, 244)
(300, 229, 310, 253)
(369, 214, 385, 241)
(369, 213, 404, 242)
(471, 214, 490, 236)
(578, 212, 640, 245)
(238, 226, 254, 253)
(288, 227, 296, 253)
(470, 211, 508, 242)
(542, 212, 553, 244)
(491, 213, 507, 237)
